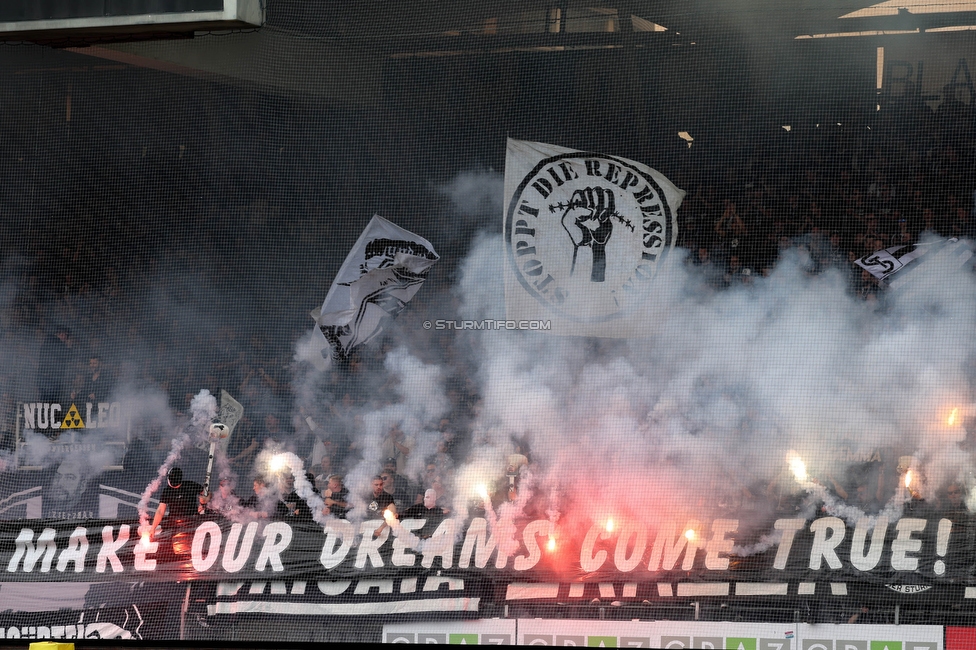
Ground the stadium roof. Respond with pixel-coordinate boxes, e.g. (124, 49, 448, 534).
(23, 0, 976, 107)
(11, 0, 976, 48)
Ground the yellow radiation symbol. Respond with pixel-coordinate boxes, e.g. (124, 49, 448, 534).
(60, 403, 85, 429)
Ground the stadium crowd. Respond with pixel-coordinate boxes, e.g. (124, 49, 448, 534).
(1, 91, 976, 523)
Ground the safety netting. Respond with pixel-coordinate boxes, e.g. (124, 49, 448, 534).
(2, 1, 976, 647)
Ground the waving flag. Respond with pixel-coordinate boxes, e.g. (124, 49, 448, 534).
(312, 215, 438, 359)
(503, 139, 684, 337)
(855, 237, 974, 288)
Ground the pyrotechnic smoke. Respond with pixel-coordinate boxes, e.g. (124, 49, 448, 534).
(5, 161, 964, 559)
(341, 347, 449, 519)
(435, 170, 503, 228)
(294, 327, 333, 374)
(434, 167, 976, 545)
(264, 450, 327, 525)
(137, 389, 218, 528)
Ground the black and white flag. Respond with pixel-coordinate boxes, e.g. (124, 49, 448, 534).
(503, 139, 685, 337)
(218, 389, 243, 436)
(855, 237, 974, 288)
(312, 215, 438, 359)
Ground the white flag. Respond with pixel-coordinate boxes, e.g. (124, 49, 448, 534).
(191, 389, 243, 453)
(312, 215, 438, 359)
(219, 389, 244, 435)
(855, 237, 974, 287)
(503, 139, 684, 337)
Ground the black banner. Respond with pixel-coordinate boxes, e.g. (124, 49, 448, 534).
(0, 513, 971, 585)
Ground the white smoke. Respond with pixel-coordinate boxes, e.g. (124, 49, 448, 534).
(444, 212, 976, 544)
(137, 389, 218, 527)
(282, 169, 976, 559)
(343, 347, 449, 518)
(436, 169, 504, 226)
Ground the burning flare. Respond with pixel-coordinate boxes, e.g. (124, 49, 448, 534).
(787, 451, 808, 483)
(547, 536, 556, 552)
(476, 484, 489, 501)
(905, 469, 914, 489)
(268, 454, 287, 473)
(684, 528, 697, 542)
(948, 407, 959, 426)
(605, 518, 615, 533)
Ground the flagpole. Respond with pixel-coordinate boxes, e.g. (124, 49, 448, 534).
(199, 422, 227, 513)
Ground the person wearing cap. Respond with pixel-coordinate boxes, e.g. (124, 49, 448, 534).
(149, 467, 204, 540)
(322, 474, 350, 519)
